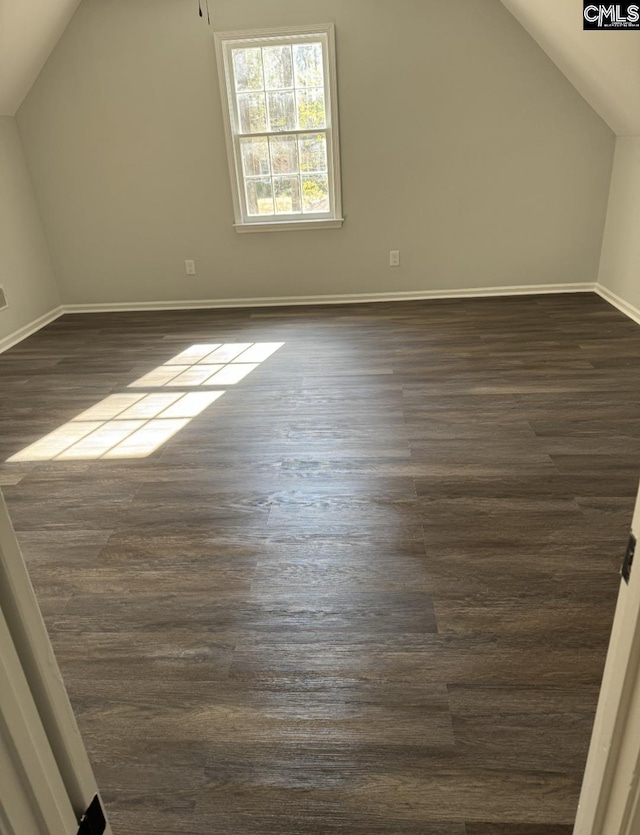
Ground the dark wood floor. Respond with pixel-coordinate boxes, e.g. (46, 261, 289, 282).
(1, 293, 639, 835)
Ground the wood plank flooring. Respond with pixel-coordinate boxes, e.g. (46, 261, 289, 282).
(1, 293, 639, 834)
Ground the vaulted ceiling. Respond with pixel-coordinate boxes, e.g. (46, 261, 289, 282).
(1, 0, 639, 133)
(500, 0, 640, 135)
(0, 0, 81, 116)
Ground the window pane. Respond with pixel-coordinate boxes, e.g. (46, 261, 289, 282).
(297, 88, 326, 129)
(263, 46, 293, 90)
(237, 93, 267, 133)
(293, 42, 324, 88)
(274, 176, 302, 215)
(246, 178, 274, 216)
(269, 135, 298, 174)
(267, 91, 296, 132)
(301, 174, 329, 213)
(241, 138, 271, 177)
(221, 31, 340, 227)
(299, 134, 327, 173)
(232, 48, 264, 92)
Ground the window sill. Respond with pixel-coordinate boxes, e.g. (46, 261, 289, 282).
(234, 218, 344, 234)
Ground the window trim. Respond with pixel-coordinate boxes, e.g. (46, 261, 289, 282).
(214, 24, 344, 233)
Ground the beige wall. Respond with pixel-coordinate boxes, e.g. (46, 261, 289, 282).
(598, 136, 640, 314)
(0, 117, 60, 346)
(17, 0, 615, 306)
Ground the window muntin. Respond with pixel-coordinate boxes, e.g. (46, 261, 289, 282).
(215, 26, 343, 231)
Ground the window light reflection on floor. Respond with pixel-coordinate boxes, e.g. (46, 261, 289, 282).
(8, 392, 224, 462)
(7, 342, 284, 462)
(129, 342, 283, 389)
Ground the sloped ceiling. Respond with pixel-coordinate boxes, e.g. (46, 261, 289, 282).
(0, 0, 81, 116)
(0, 0, 638, 131)
(500, 0, 640, 135)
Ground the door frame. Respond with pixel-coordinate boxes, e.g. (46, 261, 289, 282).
(0, 490, 110, 835)
(574, 484, 640, 835)
(0, 601, 77, 835)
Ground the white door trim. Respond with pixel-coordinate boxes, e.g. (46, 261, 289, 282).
(0, 490, 111, 834)
(0, 603, 77, 835)
(574, 485, 640, 835)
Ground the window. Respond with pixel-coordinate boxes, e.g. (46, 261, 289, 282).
(214, 24, 343, 232)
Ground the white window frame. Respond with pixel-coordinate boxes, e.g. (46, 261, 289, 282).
(214, 24, 344, 233)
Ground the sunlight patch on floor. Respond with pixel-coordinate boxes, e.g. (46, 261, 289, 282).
(130, 343, 283, 389)
(9, 392, 224, 462)
(7, 342, 284, 462)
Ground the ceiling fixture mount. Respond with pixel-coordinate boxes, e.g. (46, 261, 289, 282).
(197, 0, 211, 25)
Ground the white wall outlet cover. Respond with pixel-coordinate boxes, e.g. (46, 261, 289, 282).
(185, 260, 196, 275)
(390, 251, 400, 267)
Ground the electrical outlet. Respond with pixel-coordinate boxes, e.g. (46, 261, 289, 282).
(390, 250, 400, 267)
(185, 260, 196, 276)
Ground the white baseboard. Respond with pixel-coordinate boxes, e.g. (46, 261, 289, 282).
(596, 284, 640, 327)
(62, 282, 596, 314)
(0, 306, 64, 355)
(0, 284, 605, 354)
